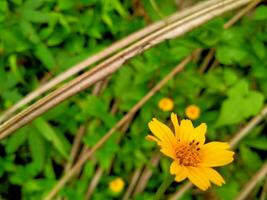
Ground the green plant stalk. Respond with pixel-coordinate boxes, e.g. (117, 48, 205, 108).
(154, 174, 174, 200)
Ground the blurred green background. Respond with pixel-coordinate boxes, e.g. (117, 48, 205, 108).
(0, 0, 267, 199)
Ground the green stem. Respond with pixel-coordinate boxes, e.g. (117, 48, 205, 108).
(154, 174, 174, 200)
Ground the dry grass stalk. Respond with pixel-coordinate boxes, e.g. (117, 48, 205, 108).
(0, 0, 253, 140)
(122, 168, 143, 200)
(235, 162, 267, 200)
(132, 153, 161, 196)
(0, 0, 222, 124)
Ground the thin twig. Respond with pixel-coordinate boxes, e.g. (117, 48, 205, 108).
(84, 167, 104, 200)
(122, 168, 143, 200)
(198, 49, 215, 73)
(63, 125, 85, 173)
(168, 182, 193, 200)
(260, 176, 267, 200)
(223, 0, 262, 29)
(0, 0, 253, 140)
(83, 111, 135, 199)
(133, 153, 161, 196)
(229, 105, 267, 148)
(235, 162, 267, 200)
(0, 0, 222, 124)
(63, 80, 105, 173)
(199, 0, 262, 73)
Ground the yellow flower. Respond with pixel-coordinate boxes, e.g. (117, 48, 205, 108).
(146, 113, 234, 191)
(185, 105, 200, 120)
(109, 177, 125, 193)
(158, 97, 174, 111)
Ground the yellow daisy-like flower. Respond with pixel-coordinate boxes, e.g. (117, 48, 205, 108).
(158, 97, 174, 111)
(146, 113, 234, 191)
(109, 177, 125, 193)
(185, 104, 200, 120)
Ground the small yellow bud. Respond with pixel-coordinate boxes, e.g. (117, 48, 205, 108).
(185, 105, 200, 120)
(158, 97, 174, 111)
(109, 177, 125, 193)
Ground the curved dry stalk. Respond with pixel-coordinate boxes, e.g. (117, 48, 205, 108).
(0, 0, 253, 140)
(43, 51, 195, 200)
(0, 0, 222, 124)
(235, 162, 267, 200)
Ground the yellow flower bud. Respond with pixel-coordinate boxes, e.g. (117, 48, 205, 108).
(158, 97, 174, 111)
(185, 105, 200, 120)
(109, 177, 125, 193)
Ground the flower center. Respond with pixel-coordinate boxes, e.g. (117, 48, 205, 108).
(175, 140, 201, 166)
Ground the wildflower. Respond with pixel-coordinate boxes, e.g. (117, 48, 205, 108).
(185, 104, 200, 120)
(146, 113, 234, 191)
(109, 177, 125, 193)
(158, 97, 174, 111)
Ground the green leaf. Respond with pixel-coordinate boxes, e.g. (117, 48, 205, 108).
(19, 20, 40, 44)
(243, 137, 267, 150)
(10, 164, 39, 185)
(253, 6, 267, 20)
(227, 80, 249, 98)
(216, 80, 264, 126)
(22, 9, 51, 23)
(223, 69, 238, 86)
(216, 181, 239, 200)
(240, 145, 262, 171)
(28, 128, 45, 171)
(33, 117, 68, 159)
(8, 54, 25, 83)
(57, 0, 75, 10)
(5, 127, 28, 154)
(34, 43, 55, 70)
(47, 26, 69, 46)
(95, 135, 119, 170)
(216, 45, 247, 65)
(251, 39, 265, 59)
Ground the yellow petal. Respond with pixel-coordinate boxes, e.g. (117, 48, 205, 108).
(175, 167, 189, 182)
(179, 119, 194, 143)
(193, 123, 207, 146)
(200, 151, 234, 167)
(148, 118, 176, 146)
(160, 147, 176, 159)
(171, 113, 180, 138)
(187, 167, 211, 191)
(146, 135, 175, 159)
(202, 168, 225, 186)
(201, 142, 230, 151)
(145, 135, 160, 143)
(170, 161, 188, 182)
(199, 142, 234, 167)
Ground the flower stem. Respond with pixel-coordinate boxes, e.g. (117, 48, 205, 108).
(154, 174, 174, 200)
